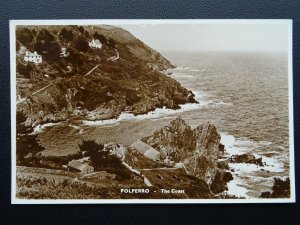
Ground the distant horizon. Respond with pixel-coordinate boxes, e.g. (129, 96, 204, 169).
(121, 23, 289, 53)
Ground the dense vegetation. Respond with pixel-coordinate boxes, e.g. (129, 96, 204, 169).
(16, 25, 196, 127)
(78, 140, 132, 180)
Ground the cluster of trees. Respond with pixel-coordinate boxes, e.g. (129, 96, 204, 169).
(17, 26, 117, 62)
(17, 62, 35, 79)
(78, 140, 132, 180)
(16, 28, 35, 51)
(60, 28, 74, 42)
(35, 29, 61, 62)
(78, 140, 121, 169)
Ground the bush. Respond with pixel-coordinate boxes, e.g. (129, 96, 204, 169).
(16, 28, 34, 47)
(73, 35, 89, 52)
(60, 28, 74, 42)
(93, 32, 107, 45)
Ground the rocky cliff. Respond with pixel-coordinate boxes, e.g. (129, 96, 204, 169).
(16, 25, 197, 126)
(142, 116, 232, 193)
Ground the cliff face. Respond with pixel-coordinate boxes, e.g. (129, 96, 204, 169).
(16, 25, 196, 126)
(142, 117, 231, 193)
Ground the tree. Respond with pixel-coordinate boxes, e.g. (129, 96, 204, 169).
(93, 32, 107, 45)
(44, 42, 61, 62)
(84, 30, 90, 38)
(78, 140, 121, 169)
(74, 36, 89, 52)
(16, 28, 34, 47)
(60, 28, 73, 42)
(78, 26, 85, 34)
(37, 29, 54, 43)
(107, 38, 116, 48)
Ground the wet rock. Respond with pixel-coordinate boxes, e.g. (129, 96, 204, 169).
(271, 177, 290, 198)
(260, 177, 290, 198)
(218, 143, 225, 155)
(231, 153, 264, 166)
(210, 171, 233, 194)
(217, 160, 229, 170)
(260, 191, 271, 198)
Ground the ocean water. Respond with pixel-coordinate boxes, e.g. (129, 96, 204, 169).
(38, 51, 290, 198)
(166, 51, 290, 198)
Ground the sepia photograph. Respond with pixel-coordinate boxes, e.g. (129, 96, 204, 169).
(10, 19, 294, 203)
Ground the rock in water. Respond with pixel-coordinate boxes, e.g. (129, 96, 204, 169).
(142, 116, 231, 193)
(260, 177, 290, 198)
(231, 153, 264, 166)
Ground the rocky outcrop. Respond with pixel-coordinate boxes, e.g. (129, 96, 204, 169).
(142, 116, 231, 193)
(210, 171, 233, 193)
(260, 177, 290, 198)
(231, 153, 264, 166)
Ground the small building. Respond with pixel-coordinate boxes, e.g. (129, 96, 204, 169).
(60, 47, 69, 57)
(24, 51, 42, 64)
(67, 160, 94, 175)
(130, 140, 160, 161)
(89, 39, 102, 49)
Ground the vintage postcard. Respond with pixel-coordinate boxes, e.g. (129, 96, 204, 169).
(10, 19, 295, 203)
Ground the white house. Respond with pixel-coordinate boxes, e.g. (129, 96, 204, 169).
(60, 47, 69, 57)
(89, 39, 102, 49)
(24, 51, 42, 64)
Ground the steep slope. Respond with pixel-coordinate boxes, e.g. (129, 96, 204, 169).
(16, 25, 197, 126)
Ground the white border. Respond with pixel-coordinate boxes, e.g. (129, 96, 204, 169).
(10, 19, 295, 204)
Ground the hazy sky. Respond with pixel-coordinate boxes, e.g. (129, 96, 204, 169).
(121, 23, 289, 53)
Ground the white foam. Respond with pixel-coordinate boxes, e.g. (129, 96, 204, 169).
(31, 122, 61, 134)
(69, 125, 80, 129)
(83, 118, 120, 126)
(82, 91, 210, 126)
(226, 179, 249, 198)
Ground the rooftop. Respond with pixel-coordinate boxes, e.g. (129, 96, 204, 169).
(67, 160, 92, 171)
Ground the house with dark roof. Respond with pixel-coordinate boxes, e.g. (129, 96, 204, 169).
(67, 160, 94, 175)
(130, 140, 160, 161)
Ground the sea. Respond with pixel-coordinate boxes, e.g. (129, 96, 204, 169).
(38, 51, 291, 198)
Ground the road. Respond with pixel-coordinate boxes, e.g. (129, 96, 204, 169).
(83, 64, 101, 77)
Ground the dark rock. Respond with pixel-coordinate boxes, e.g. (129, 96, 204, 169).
(232, 153, 264, 166)
(271, 177, 290, 198)
(260, 191, 271, 198)
(217, 160, 229, 170)
(218, 143, 225, 155)
(210, 171, 233, 194)
(142, 117, 234, 195)
(142, 117, 223, 181)
(260, 177, 290, 198)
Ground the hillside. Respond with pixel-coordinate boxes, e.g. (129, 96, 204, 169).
(16, 25, 197, 126)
